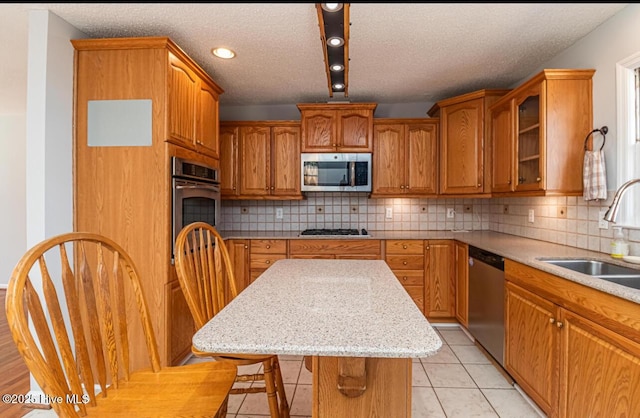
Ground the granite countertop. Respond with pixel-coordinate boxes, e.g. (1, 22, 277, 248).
(192, 259, 442, 358)
(220, 229, 640, 305)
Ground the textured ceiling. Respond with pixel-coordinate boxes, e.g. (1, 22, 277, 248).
(0, 3, 629, 113)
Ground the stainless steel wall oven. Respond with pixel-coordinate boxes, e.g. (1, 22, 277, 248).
(171, 157, 220, 259)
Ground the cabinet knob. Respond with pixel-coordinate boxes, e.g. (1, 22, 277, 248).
(266, 260, 271, 264)
(270, 186, 274, 190)
(536, 177, 541, 182)
(403, 245, 408, 249)
(266, 245, 271, 249)
(233, 187, 236, 190)
(333, 143, 337, 147)
(426, 246, 430, 250)
(403, 261, 408, 265)
(507, 179, 512, 185)
(556, 321, 564, 329)
(477, 183, 481, 187)
(402, 276, 408, 281)
(244, 245, 248, 249)
(549, 317, 556, 324)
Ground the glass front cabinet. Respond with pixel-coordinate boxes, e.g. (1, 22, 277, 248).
(489, 69, 594, 196)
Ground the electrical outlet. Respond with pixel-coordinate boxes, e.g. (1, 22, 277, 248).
(528, 209, 535, 223)
(276, 208, 283, 219)
(503, 205, 509, 214)
(385, 207, 393, 219)
(557, 206, 567, 218)
(447, 208, 455, 218)
(464, 205, 473, 213)
(599, 210, 609, 229)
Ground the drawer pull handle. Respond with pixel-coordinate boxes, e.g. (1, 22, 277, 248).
(266, 245, 271, 249)
(266, 260, 271, 264)
(402, 276, 408, 281)
(244, 245, 248, 249)
(403, 245, 408, 249)
(549, 317, 556, 324)
(403, 261, 408, 265)
(556, 321, 564, 329)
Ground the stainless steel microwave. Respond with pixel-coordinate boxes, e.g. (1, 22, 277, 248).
(301, 153, 372, 192)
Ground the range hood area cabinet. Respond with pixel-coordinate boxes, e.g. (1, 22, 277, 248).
(371, 118, 438, 197)
(219, 121, 303, 200)
(428, 90, 510, 197)
(489, 69, 595, 196)
(297, 103, 377, 153)
(73, 37, 222, 368)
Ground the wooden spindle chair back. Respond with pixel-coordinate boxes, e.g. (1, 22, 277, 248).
(5, 232, 162, 417)
(174, 222, 238, 329)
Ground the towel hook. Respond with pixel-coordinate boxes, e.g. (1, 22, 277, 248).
(584, 126, 608, 151)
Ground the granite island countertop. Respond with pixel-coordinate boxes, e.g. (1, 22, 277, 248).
(192, 259, 442, 358)
(220, 229, 640, 305)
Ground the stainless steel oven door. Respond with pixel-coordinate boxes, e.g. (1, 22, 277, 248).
(172, 177, 221, 259)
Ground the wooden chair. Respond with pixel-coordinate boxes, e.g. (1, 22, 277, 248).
(174, 222, 290, 418)
(5, 232, 237, 417)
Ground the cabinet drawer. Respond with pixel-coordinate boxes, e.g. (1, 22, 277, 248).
(392, 270, 424, 286)
(385, 255, 424, 270)
(290, 239, 381, 256)
(250, 253, 287, 269)
(385, 240, 424, 254)
(251, 239, 287, 254)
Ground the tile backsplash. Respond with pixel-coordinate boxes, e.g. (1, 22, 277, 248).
(220, 192, 640, 256)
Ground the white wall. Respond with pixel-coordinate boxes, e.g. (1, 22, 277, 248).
(523, 3, 640, 192)
(0, 114, 26, 287)
(24, 8, 86, 393)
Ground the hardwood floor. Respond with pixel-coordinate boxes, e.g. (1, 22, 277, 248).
(1, 289, 30, 418)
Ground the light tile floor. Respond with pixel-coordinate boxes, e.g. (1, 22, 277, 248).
(199, 325, 546, 418)
(24, 325, 546, 418)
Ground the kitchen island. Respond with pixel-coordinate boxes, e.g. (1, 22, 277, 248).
(192, 258, 442, 417)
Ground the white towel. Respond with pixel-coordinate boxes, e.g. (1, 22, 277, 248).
(583, 150, 607, 201)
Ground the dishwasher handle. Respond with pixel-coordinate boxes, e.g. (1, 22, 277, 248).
(469, 246, 505, 271)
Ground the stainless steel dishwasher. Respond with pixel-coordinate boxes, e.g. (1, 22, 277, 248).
(468, 245, 505, 367)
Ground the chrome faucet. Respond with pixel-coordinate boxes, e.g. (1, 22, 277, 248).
(603, 178, 640, 222)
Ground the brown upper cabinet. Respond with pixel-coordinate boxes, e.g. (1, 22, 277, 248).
(428, 90, 510, 197)
(220, 121, 302, 200)
(489, 69, 594, 196)
(166, 48, 223, 158)
(372, 119, 438, 197)
(297, 103, 377, 152)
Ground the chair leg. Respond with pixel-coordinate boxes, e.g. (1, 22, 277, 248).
(272, 356, 290, 418)
(262, 358, 281, 418)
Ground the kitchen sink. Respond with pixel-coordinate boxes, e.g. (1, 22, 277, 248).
(539, 258, 640, 290)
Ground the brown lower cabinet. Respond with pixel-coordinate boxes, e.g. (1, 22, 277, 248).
(454, 241, 469, 328)
(506, 260, 640, 417)
(425, 240, 455, 319)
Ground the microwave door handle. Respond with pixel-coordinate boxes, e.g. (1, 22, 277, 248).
(349, 162, 356, 186)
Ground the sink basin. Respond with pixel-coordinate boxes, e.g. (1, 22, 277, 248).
(540, 258, 640, 290)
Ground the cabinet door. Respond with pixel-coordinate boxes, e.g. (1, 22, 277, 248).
(220, 126, 239, 197)
(271, 126, 301, 197)
(239, 126, 271, 196)
(372, 124, 405, 195)
(425, 240, 455, 318)
(491, 100, 514, 193)
(226, 239, 249, 294)
(338, 109, 373, 152)
(440, 98, 483, 194)
(505, 281, 559, 415)
(514, 84, 544, 192)
(167, 279, 196, 365)
(167, 53, 197, 148)
(454, 241, 469, 328)
(559, 309, 640, 417)
(301, 110, 336, 152)
(406, 123, 437, 195)
(195, 81, 219, 158)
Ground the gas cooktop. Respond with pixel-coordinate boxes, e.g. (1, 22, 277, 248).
(299, 228, 370, 237)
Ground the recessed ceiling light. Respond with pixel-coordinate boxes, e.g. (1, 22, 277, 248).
(321, 3, 343, 12)
(211, 47, 235, 59)
(327, 37, 344, 47)
(332, 83, 345, 90)
(330, 64, 344, 72)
